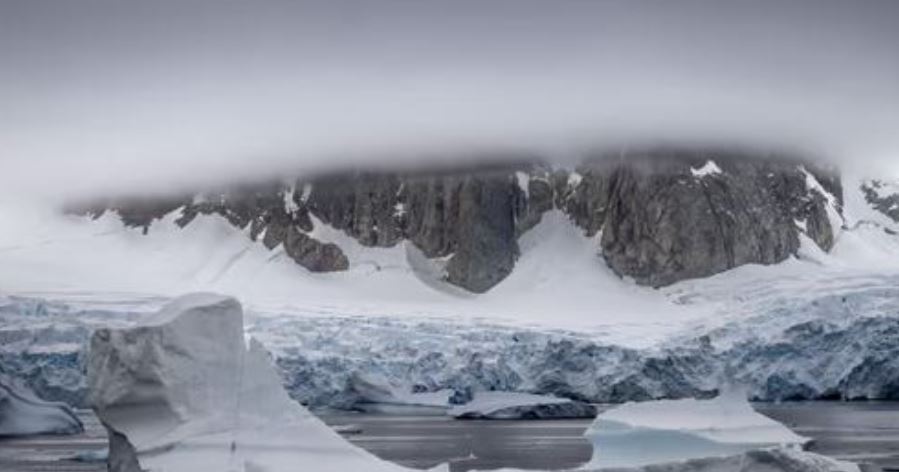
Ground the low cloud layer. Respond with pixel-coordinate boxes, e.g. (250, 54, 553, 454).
(2, 0, 898, 201)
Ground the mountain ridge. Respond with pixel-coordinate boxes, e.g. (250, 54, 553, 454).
(71, 148, 843, 292)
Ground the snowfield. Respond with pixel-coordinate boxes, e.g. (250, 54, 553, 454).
(1, 179, 899, 410)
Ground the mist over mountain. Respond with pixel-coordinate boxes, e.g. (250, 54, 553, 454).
(1, 0, 898, 201)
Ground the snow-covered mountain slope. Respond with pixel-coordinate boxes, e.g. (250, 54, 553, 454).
(0, 203, 706, 341)
(1, 177, 899, 408)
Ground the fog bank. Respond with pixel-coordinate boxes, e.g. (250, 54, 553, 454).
(1, 0, 898, 201)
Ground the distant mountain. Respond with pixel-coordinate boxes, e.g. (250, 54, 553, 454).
(72, 148, 846, 292)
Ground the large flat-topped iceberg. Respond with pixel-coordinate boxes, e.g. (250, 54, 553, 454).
(87, 293, 408, 472)
(585, 393, 809, 468)
(0, 375, 83, 437)
(449, 391, 596, 419)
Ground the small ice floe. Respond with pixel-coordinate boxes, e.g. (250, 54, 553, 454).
(448, 391, 596, 420)
(70, 448, 109, 463)
(332, 424, 363, 435)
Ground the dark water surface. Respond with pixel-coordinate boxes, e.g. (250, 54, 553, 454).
(1, 402, 898, 471)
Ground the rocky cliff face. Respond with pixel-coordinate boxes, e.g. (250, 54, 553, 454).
(76, 149, 843, 292)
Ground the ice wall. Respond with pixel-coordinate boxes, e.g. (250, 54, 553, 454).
(87, 293, 407, 472)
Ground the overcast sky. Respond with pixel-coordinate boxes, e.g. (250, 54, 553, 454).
(2, 0, 898, 200)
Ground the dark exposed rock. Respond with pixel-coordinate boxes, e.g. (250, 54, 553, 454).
(444, 173, 519, 292)
(105, 427, 141, 472)
(861, 180, 899, 223)
(284, 226, 349, 272)
(592, 152, 841, 286)
(70, 149, 843, 291)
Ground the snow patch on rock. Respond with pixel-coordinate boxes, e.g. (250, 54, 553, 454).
(690, 161, 722, 178)
(515, 171, 530, 199)
(800, 166, 844, 238)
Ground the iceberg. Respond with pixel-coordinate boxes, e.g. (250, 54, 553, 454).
(0, 374, 83, 437)
(591, 448, 859, 472)
(87, 293, 408, 472)
(346, 372, 452, 414)
(584, 393, 809, 468)
(448, 391, 597, 419)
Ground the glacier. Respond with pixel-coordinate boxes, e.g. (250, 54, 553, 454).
(0, 374, 83, 437)
(3, 277, 899, 411)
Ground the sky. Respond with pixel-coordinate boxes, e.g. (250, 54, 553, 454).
(1, 0, 898, 201)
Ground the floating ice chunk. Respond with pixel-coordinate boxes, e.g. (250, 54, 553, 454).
(88, 293, 408, 472)
(347, 372, 452, 414)
(690, 161, 723, 178)
(0, 375, 83, 437)
(448, 391, 596, 419)
(591, 448, 858, 472)
(584, 393, 808, 468)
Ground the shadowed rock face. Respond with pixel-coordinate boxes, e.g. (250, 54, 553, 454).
(586, 152, 840, 287)
(74, 149, 842, 292)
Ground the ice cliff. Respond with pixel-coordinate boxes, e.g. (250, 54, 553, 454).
(0, 374, 82, 437)
(87, 293, 407, 472)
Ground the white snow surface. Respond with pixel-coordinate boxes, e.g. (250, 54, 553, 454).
(87, 293, 408, 472)
(0, 203, 704, 348)
(585, 393, 808, 468)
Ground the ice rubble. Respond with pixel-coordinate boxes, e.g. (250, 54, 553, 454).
(87, 293, 406, 472)
(448, 391, 596, 419)
(0, 374, 82, 436)
(584, 394, 808, 469)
